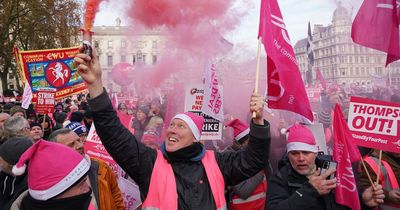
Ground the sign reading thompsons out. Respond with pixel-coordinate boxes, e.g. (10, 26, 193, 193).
(348, 96, 400, 153)
(184, 85, 222, 140)
(36, 90, 55, 114)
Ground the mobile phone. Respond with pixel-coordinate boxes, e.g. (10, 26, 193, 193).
(320, 161, 337, 179)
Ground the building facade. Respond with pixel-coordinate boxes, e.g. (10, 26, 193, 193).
(294, 3, 400, 88)
(91, 18, 166, 93)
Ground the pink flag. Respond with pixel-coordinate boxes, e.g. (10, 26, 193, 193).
(202, 59, 224, 121)
(333, 104, 361, 210)
(258, 0, 313, 122)
(351, 0, 400, 66)
(111, 93, 119, 111)
(316, 68, 327, 90)
(21, 81, 33, 109)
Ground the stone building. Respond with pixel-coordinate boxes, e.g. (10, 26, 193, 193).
(294, 3, 400, 88)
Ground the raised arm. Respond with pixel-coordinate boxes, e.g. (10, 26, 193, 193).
(216, 92, 271, 185)
(75, 46, 157, 198)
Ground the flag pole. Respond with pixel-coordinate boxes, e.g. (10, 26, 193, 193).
(360, 159, 374, 186)
(253, 37, 262, 118)
(376, 150, 383, 184)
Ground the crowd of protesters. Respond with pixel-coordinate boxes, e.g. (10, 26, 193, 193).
(0, 48, 398, 210)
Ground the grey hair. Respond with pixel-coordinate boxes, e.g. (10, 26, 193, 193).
(3, 116, 28, 138)
(48, 128, 74, 142)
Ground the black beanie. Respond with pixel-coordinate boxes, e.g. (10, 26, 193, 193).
(30, 122, 42, 129)
(0, 137, 33, 165)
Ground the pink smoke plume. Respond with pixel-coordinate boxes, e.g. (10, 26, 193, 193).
(128, 0, 231, 28)
(84, 0, 104, 30)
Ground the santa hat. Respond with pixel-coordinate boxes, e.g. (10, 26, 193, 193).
(225, 119, 249, 143)
(172, 112, 204, 141)
(12, 140, 90, 201)
(286, 124, 318, 153)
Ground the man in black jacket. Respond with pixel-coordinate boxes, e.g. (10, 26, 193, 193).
(266, 124, 385, 210)
(75, 46, 270, 210)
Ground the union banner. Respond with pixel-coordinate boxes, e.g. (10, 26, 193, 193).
(14, 47, 87, 101)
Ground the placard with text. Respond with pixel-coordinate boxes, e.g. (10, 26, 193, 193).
(36, 90, 55, 114)
(348, 96, 400, 153)
(184, 85, 222, 140)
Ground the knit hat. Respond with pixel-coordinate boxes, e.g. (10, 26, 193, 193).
(12, 140, 90, 200)
(225, 119, 249, 143)
(0, 137, 33, 165)
(30, 122, 42, 129)
(65, 122, 88, 136)
(172, 112, 204, 141)
(286, 124, 318, 153)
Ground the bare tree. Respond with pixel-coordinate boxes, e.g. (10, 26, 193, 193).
(0, 0, 82, 92)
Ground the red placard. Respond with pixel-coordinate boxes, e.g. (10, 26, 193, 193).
(348, 96, 400, 153)
(36, 90, 55, 114)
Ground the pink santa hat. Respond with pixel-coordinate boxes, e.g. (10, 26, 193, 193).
(172, 112, 204, 141)
(12, 140, 90, 201)
(225, 119, 249, 143)
(286, 124, 318, 153)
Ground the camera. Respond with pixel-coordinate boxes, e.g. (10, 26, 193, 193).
(315, 153, 337, 179)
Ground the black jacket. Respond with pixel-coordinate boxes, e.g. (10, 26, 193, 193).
(266, 163, 350, 210)
(88, 90, 271, 210)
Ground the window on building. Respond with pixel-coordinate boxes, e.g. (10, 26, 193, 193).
(107, 55, 113, 67)
(355, 56, 359, 63)
(121, 40, 127, 48)
(366, 57, 369, 63)
(360, 56, 364, 63)
(9, 84, 14, 89)
(152, 40, 157, 49)
(8, 74, 14, 79)
(108, 40, 113, 48)
(121, 55, 126, 62)
(152, 55, 157, 64)
(94, 40, 99, 48)
(132, 55, 136, 64)
(361, 67, 365, 75)
(143, 54, 146, 64)
(136, 51, 143, 63)
(356, 67, 360, 75)
(341, 68, 346, 76)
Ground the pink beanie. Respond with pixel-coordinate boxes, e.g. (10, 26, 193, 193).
(286, 124, 318, 153)
(225, 119, 249, 142)
(12, 140, 90, 200)
(172, 112, 204, 141)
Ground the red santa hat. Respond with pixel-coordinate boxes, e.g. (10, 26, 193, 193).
(225, 119, 249, 143)
(12, 140, 90, 201)
(286, 124, 318, 153)
(172, 112, 204, 141)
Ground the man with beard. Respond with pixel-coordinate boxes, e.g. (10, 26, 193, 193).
(266, 124, 385, 210)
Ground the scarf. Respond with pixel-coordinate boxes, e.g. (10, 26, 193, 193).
(161, 142, 206, 163)
(20, 189, 92, 210)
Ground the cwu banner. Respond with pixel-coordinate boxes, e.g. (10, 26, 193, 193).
(15, 47, 87, 101)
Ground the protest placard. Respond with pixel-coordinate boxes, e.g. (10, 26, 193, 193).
(348, 96, 400, 153)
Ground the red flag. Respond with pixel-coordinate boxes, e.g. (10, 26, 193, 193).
(351, 0, 400, 66)
(316, 68, 327, 90)
(333, 104, 361, 210)
(258, 0, 313, 122)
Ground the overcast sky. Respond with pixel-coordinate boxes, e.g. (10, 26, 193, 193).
(93, 0, 362, 51)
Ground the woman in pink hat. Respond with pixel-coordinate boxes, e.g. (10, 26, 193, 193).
(75, 46, 271, 210)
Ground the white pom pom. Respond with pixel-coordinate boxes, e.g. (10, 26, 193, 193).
(280, 128, 287, 135)
(12, 164, 26, 176)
